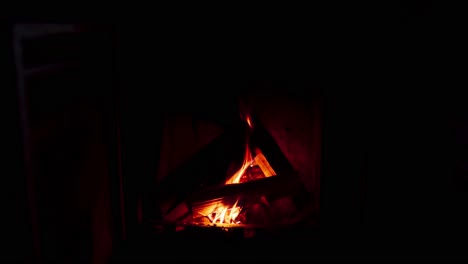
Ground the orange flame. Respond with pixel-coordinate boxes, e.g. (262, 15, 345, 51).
(225, 115, 255, 185)
(208, 199, 242, 224)
(203, 113, 277, 226)
(246, 115, 252, 128)
(225, 144, 253, 184)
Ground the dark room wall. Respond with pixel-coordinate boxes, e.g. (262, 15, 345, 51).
(1, 23, 33, 262)
(8, 24, 115, 262)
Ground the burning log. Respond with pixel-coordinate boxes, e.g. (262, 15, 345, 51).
(254, 150, 276, 177)
(163, 201, 190, 223)
(189, 174, 306, 227)
(190, 174, 302, 204)
(226, 149, 277, 184)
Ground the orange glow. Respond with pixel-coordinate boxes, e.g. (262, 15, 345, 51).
(225, 146, 276, 184)
(225, 144, 253, 184)
(224, 114, 277, 184)
(246, 115, 253, 128)
(202, 114, 278, 226)
(208, 199, 242, 224)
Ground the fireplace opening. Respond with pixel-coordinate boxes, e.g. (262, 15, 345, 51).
(143, 91, 322, 239)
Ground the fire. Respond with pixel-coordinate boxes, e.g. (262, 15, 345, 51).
(225, 144, 253, 184)
(225, 115, 277, 185)
(225, 146, 277, 184)
(203, 114, 277, 226)
(208, 199, 242, 224)
(246, 115, 253, 128)
(225, 114, 254, 185)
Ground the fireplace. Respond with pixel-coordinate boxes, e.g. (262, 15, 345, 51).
(154, 112, 310, 230)
(113, 83, 323, 259)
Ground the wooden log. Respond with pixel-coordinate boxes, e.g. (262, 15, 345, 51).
(254, 149, 276, 177)
(160, 174, 302, 224)
(163, 201, 190, 223)
(190, 174, 305, 226)
(189, 174, 302, 204)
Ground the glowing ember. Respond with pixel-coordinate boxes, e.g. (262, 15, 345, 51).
(208, 199, 242, 224)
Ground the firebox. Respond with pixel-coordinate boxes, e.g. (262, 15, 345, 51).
(155, 112, 308, 229)
(115, 87, 322, 245)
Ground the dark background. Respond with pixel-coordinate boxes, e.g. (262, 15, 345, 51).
(2, 1, 468, 261)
